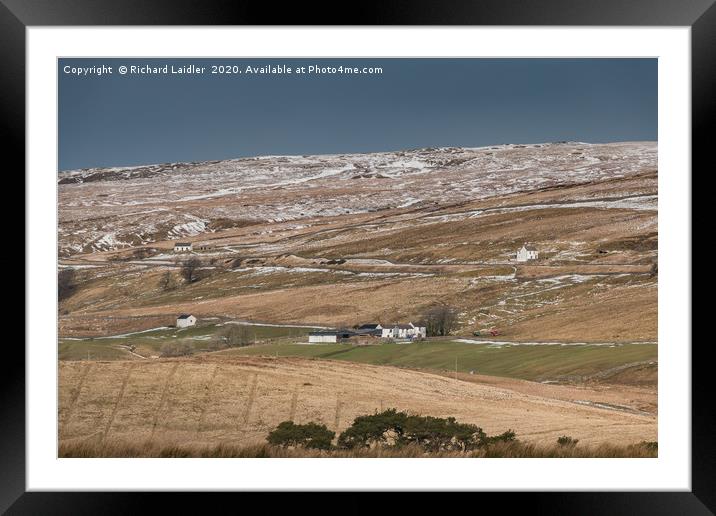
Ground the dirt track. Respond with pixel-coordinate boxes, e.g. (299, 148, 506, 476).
(59, 356, 656, 450)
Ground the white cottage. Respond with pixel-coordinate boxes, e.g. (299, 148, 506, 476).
(516, 244, 539, 262)
(381, 323, 426, 340)
(176, 314, 197, 328)
(174, 242, 193, 252)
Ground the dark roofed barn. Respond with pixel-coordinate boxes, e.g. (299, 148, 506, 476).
(176, 314, 196, 328)
(355, 323, 383, 336)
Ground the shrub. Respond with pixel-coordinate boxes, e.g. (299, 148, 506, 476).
(266, 421, 335, 450)
(483, 429, 517, 446)
(337, 409, 495, 452)
(337, 409, 408, 449)
(399, 415, 486, 452)
(557, 435, 579, 447)
(286, 410, 520, 453)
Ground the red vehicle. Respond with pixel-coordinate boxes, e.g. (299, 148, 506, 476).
(489, 328, 500, 337)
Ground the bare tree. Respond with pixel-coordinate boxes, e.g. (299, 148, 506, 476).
(58, 269, 77, 301)
(419, 305, 459, 337)
(216, 324, 252, 348)
(181, 257, 202, 284)
(158, 271, 178, 291)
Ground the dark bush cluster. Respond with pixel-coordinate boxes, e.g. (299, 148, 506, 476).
(337, 409, 514, 452)
(557, 435, 579, 447)
(336, 408, 410, 449)
(266, 421, 335, 450)
(266, 409, 517, 453)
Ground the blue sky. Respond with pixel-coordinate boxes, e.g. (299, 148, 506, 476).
(58, 58, 657, 171)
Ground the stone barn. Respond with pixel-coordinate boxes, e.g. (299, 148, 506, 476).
(176, 314, 197, 328)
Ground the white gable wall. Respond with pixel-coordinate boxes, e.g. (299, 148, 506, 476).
(516, 246, 538, 262)
(176, 315, 196, 328)
(382, 325, 427, 339)
(309, 334, 338, 343)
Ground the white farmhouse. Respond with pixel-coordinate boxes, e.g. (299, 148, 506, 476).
(381, 323, 426, 340)
(176, 314, 197, 328)
(412, 325, 427, 339)
(516, 244, 539, 262)
(174, 242, 193, 252)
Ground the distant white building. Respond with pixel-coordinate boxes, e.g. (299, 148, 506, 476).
(381, 323, 426, 340)
(174, 242, 193, 252)
(176, 314, 197, 328)
(516, 244, 539, 262)
(308, 331, 339, 343)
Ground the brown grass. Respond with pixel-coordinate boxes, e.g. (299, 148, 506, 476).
(59, 169, 657, 342)
(58, 438, 657, 458)
(59, 357, 657, 454)
(63, 270, 656, 342)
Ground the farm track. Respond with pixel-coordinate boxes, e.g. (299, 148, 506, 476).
(100, 363, 135, 443)
(59, 362, 93, 434)
(289, 384, 299, 422)
(195, 364, 220, 435)
(242, 373, 258, 428)
(148, 362, 180, 443)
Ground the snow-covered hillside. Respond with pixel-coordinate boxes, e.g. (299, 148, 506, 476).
(58, 141, 656, 256)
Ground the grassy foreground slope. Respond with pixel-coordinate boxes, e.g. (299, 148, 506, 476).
(59, 356, 656, 450)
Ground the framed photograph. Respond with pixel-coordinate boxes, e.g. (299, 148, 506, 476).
(9, 0, 707, 512)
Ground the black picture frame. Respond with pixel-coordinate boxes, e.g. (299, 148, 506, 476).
(5, 0, 707, 513)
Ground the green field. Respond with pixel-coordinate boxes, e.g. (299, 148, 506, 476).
(219, 341, 658, 382)
(59, 325, 658, 384)
(58, 323, 321, 360)
(58, 340, 133, 361)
